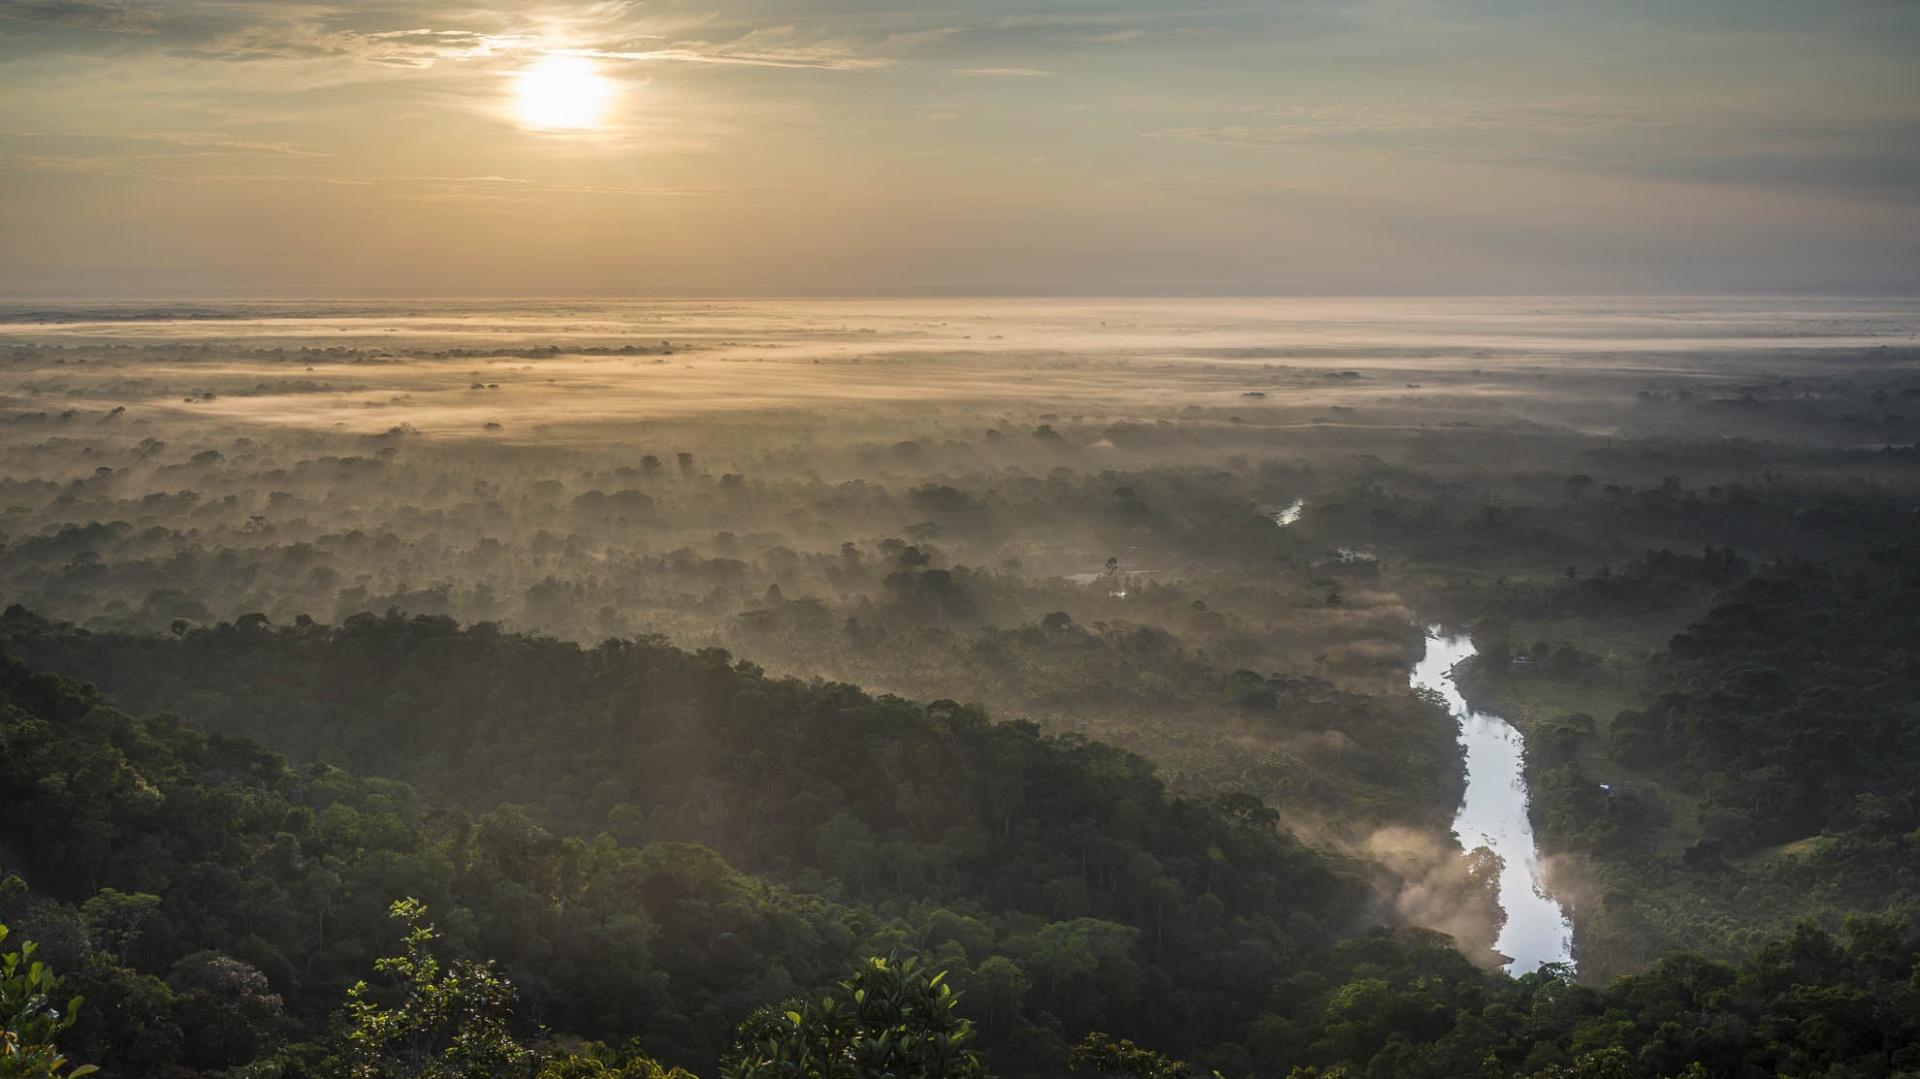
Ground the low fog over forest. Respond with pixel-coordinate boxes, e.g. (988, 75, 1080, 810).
(3, 297, 1919, 1077)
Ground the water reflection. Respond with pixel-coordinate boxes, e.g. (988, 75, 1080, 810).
(1411, 626, 1575, 974)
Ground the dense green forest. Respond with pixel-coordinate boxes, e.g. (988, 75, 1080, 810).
(1450, 533, 1920, 981)
(0, 604, 1439, 878)
(4, 629, 1919, 1077)
(0, 612, 1361, 1074)
(3, 302, 1919, 1074)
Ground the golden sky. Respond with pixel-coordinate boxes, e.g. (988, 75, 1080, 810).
(2, 0, 1917, 296)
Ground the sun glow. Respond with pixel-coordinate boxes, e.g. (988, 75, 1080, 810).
(513, 54, 614, 130)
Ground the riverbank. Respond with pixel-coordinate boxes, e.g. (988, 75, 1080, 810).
(1450, 657, 1627, 978)
(1448, 646, 1920, 983)
(1412, 627, 1575, 974)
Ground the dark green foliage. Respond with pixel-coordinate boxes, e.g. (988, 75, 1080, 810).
(0, 607, 1355, 930)
(536, 1044, 697, 1079)
(0, 645, 862, 1073)
(720, 953, 986, 1079)
(1222, 922, 1920, 1078)
(0, 618, 1353, 1075)
(7, 510, 1920, 1078)
(166, 949, 287, 1072)
(1069, 1032, 1213, 1078)
(1636, 545, 1920, 849)
(328, 899, 696, 1079)
(0, 923, 96, 1078)
(330, 898, 531, 1079)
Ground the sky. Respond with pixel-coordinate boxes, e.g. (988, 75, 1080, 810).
(1, 0, 1917, 297)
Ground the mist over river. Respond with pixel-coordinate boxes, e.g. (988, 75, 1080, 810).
(1412, 628, 1576, 974)
(0, 295, 1904, 982)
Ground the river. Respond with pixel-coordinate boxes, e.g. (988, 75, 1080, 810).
(1411, 627, 1576, 974)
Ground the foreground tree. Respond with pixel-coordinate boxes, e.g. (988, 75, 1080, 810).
(535, 1043, 699, 1079)
(0, 923, 95, 1078)
(721, 953, 987, 1079)
(329, 899, 533, 1079)
(1068, 1033, 1214, 1078)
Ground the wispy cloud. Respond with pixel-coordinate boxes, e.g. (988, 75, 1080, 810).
(596, 46, 891, 71)
(953, 67, 1050, 78)
(175, 24, 520, 68)
(993, 13, 1147, 30)
(1150, 101, 1920, 204)
(1153, 102, 1675, 146)
(0, 130, 333, 168)
(1072, 29, 1150, 44)
(591, 25, 898, 71)
(0, 0, 158, 35)
(880, 26, 964, 49)
(11, 1, 922, 77)
(0, 154, 747, 202)
(371, 174, 746, 202)
(125, 131, 330, 156)
(2, 0, 1914, 293)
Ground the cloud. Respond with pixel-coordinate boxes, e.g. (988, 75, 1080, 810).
(0, 0, 157, 34)
(13, 2, 912, 77)
(124, 132, 331, 157)
(952, 67, 1050, 77)
(1149, 101, 1920, 204)
(0, 154, 746, 202)
(176, 23, 520, 68)
(991, 10, 1253, 41)
(0, 130, 332, 171)
(1153, 102, 1675, 146)
(1072, 28, 1150, 44)
(597, 45, 891, 70)
(8, 154, 122, 172)
(993, 13, 1149, 30)
(592, 26, 897, 71)
(370, 174, 745, 202)
(880, 26, 964, 49)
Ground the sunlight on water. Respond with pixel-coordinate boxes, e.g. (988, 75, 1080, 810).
(1412, 627, 1575, 974)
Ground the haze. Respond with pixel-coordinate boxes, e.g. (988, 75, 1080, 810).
(3, 0, 1919, 296)
(6, 4, 1920, 1078)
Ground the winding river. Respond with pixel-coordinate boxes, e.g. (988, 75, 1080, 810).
(1411, 627, 1576, 974)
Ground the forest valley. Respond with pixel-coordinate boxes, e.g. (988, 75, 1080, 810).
(0, 301, 1917, 1077)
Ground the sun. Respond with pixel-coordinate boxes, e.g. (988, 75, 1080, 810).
(513, 54, 614, 130)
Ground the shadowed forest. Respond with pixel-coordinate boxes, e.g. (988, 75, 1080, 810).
(2, 298, 1918, 1077)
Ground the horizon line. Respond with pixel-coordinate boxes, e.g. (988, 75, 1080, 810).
(3, 290, 1919, 304)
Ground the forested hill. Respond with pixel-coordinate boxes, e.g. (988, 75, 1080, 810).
(1454, 536, 1920, 981)
(0, 605, 1355, 918)
(1637, 544, 1920, 852)
(7, 631, 1920, 1078)
(0, 607, 1361, 1074)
